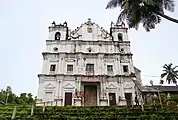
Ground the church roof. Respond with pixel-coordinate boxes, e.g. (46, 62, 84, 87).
(142, 85, 178, 93)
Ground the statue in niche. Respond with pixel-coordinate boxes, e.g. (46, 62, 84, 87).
(87, 24, 92, 33)
(87, 18, 92, 33)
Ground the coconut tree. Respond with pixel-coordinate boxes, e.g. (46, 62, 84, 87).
(160, 79, 164, 85)
(161, 63, 178, 85)
(106, 0, 178, 31)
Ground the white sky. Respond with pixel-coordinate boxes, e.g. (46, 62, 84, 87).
(0, 0, 178, 96)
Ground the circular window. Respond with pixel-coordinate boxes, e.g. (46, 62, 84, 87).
(121, 48, 124, 52)
(53, 47, 58, 51)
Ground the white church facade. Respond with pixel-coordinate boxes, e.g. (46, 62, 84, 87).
(36, 19, 142, 106)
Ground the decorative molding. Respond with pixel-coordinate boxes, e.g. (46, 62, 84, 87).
(104, 59, 114, 62)
(49, 59, 59, 62)
(124, 84, 132, 89)
(63, 83, 75, 89)
(44, 83, 55, 89)
(120, 59, 129, 63)
(107, 84, 117, 89)
(65, 58, 75, 62)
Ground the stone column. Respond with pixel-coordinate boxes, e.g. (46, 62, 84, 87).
(117, 78, 121, 106)
(120, 78, 126, 105)
(74, 77, 81, 106)
(78, 54, 83, 74)
(55, 80, 59, 97)
(54, 79, 63, 106)
(132, 85, 135, 106)
(37, 76, 44, 102)
(60, 79, 63, 106)
(100, 78, 103, 98)
(100, 76, 108, 106)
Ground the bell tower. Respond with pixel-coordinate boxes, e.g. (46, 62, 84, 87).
(48, 21, 68, 40)
(110, 22, 128, 41)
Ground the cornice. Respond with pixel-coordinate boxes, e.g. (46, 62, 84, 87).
(37, 74, 135, 78)
(42, 52, 133, 56)
(46, 40, 130, 44)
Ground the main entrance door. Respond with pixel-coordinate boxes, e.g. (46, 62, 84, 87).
(109, 93, 116, 106)
(84, 86, 97, 106)
(64, 92, 72, 106)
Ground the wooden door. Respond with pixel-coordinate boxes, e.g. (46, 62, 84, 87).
(125, 93, 132, 106)
(109, 93, 116, 106)
(84, 86, 97, 106)
(64, 93, 72, 106)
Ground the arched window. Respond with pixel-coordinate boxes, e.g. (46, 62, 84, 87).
(55, 32, 61, 40)
(118, 33, 123, 41)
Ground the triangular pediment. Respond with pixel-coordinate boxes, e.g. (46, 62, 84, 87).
(124, 84, 132, 89)
(107, 84, 117, 89)
(63, 83, 75, 89)
(69, 19, 111, 41)
(44, 83, 55, 89)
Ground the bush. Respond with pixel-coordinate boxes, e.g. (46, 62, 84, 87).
(0, 105, 178, 120)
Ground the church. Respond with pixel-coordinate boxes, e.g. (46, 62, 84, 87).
(36, 19, 142, 106)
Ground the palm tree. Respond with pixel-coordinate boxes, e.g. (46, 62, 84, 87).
(106, 0, 178, 31)
(160, 79, 164, 85)
(161, 63, 178, 85)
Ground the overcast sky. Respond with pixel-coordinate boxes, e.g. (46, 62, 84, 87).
(0, 0, 178, 96)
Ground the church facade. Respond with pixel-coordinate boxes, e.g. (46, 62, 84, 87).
(36, 19, 142, 106)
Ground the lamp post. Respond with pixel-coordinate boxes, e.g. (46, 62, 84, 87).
(157, 88, 163, 109)
(167, 93, 171, 106)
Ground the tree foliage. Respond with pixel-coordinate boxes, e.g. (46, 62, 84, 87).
(106, 0, 178, 31)
(161, 63, 178, 85)
(0, 86, 35, 105)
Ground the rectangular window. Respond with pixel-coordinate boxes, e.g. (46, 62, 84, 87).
(50, 64, 56, 71)
(123, 65, 128, 72)
(107, 65, 113, 72)
(67, 65, 73, 72)
(86, 64, 94, 72)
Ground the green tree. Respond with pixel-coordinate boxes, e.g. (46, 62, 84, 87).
(5, 86, 12, 103)
(160, 79, 164, 85)
(161, 63, 178, 85)
(0, 89, 6, 103)
(27, 93, 34, 104)
(106, 0, 178, 31)
(20, 93, 28, 104)
(0, 86, 35, 105)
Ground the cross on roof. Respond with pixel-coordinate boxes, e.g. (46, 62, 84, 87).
(88, 18, 91, 21)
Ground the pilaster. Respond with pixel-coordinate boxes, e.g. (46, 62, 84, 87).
(119, 78, 126, 105)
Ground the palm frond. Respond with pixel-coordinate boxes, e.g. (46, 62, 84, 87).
(160, 79, 164, 84)
(161, 72, 167, 78)
(163, 64, 169, 69)
(163, 0, 175, 12)
(172, 77, 177, 84)
(141, 11, 161, 31)
(172, 66, 178, 70)
(106, 0, 177, 31)
(117, 10, 127, 24)
(106, 0, 124, 9)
